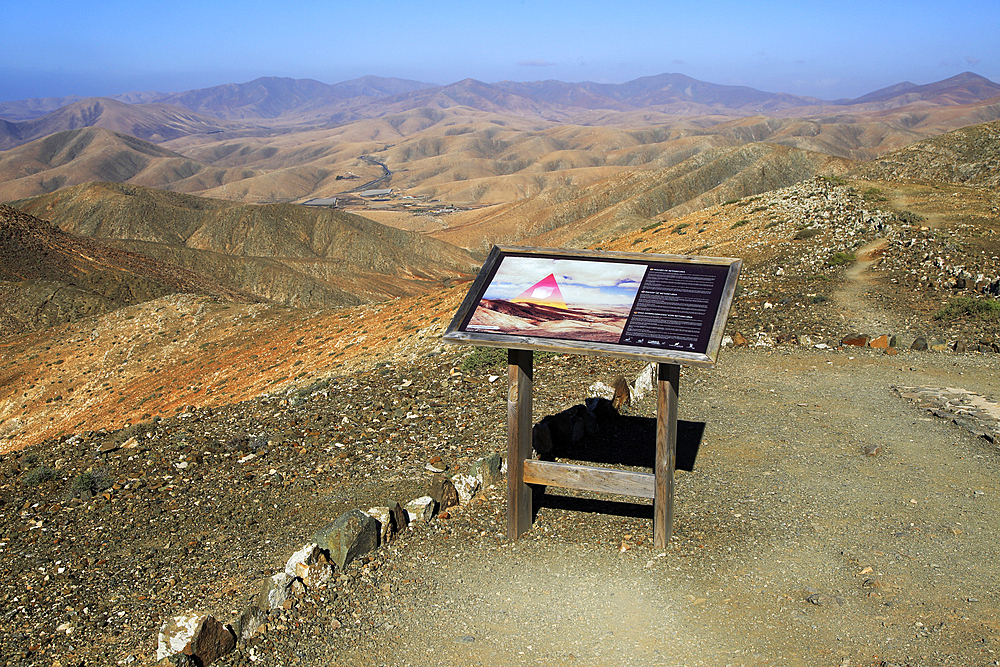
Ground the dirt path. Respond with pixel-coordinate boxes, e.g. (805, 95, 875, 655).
(831, 237, 898, 337)
(367, 345, 1000, 667)
(361, 242, 1000, 666)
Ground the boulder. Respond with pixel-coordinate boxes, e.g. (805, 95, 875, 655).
(284, 542, 332, 589)
(405, 496, 438, 522)
(312, 509, 380, 571)
(841, 333, 869, 347)
(632, 363, 655, 401)
(366, 506, 396, 544)
(868, 334, 890, 349)
(388, 500, 409, 534)
(232, 604, 268, 643)
(471, 453, 503, 487)
(451, 473, 480, 503)
(258, 572, 294, 610)
(156, 612, 235, 665)
(428, 474, 459, 510)
(910, 337, 928, 351)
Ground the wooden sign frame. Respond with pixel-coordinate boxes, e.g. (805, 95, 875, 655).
(443, 246, 741, 367)
(443, 246, 741, 549)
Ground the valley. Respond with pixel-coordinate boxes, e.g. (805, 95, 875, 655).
(0, 71, 999, 667)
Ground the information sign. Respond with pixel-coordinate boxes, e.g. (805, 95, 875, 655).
(444, 246, 741, 367)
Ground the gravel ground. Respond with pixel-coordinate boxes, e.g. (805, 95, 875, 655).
(3, 342, 999, 667)
(2, 174, 999, 666)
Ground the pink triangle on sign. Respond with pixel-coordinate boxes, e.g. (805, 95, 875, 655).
(510, 273, 567, 309)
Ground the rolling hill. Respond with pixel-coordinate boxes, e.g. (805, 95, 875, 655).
(0, 203, 258, 335)
(10, 182, 479, 309)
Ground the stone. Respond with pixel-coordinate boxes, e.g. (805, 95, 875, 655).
(388, 500, 409, 534)
(776, 333, 799, 345)
(451, 473, 480, 503)
(284, 542, 332, 589)
(930, 341, 949, 352)
(312, 509, 380, 571)
(953, 340, 968, 353)
(366, 506, 396, 544)
(841, 333, 869, 347)
(232, 605, 268, 642)
(868, 334, 890, 349)
(156, 612, 235, 665)
(471, 453, 503, 487)
(428, 474, 460, 510)
(405, 495, 438, 522)
(632, 363, 655, 401)
(258, 572, 294, 610)
(732, 332, 748, 347)
(884, 347, 898, 356)
(910, 337, 928, 351)
(862, 444, 881, 456)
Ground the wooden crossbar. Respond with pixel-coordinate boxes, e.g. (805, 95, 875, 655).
(506, 350, 681, 549)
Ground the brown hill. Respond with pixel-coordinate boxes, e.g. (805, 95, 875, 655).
(0, 204, 258, 336)
(0, 97, 242, 150)
(851, 119, 1000, 188)
(0, 127, 241, 201)
(430, 142, 852, 250)
(11, 182, 480, 308)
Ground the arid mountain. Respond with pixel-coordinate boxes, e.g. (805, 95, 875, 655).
(0, 203, 259, 335)
(430, 142, 852, 250)
(843, 72, 1000, 108)
(852, 118, 1000, 188)
(0, 97, 242, 150)
(0, 128, 243, 201)
(10, 182, 479, 308)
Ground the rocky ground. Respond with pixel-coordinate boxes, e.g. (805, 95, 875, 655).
(2, 175, 999, 667)
(3, 339, 1000, 667)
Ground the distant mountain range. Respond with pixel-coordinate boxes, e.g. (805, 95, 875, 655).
(2, 72, 998, 150)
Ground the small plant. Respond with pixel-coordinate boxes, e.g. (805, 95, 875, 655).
(723, 199, 740, 206)
(460, 346, 555, 372)
(934, 297, 1000, 321)
(819, 174, 846, 186)
(641, 221, 664, 232)
(895, 210, 925, 225)
(23, 466, 57, 485)
(730, 219, 750, 229)
(828, 251, 856, 266)
(862, 187, 887, 202)
(460, 347, 508, 372)
(69, 470, 110, 497)
(672, 223, 690, 234)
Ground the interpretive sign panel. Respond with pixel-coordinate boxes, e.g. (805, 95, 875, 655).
(444, 246, 741, 367)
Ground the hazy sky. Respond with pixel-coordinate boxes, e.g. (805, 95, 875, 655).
(2, 0, 996, 102)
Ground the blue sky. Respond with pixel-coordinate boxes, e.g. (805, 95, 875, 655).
(2, 0, 996, 102)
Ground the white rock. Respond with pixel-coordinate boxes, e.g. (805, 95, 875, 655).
(157, 610, 203, 660)
(452, 473, 481, 503)
(405, 496, 436, 522)
(632, 363, 656, 401)
(366, 507, 393, 543)
(587, 381, 615, 399)
(284, 543, 331, 589)
(259, 572, 294, 610)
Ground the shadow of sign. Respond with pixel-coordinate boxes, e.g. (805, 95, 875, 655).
(531, 406, 705, 520)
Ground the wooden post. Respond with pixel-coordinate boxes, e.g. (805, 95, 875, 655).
(507, 348, 533, 540)
(654, 362, 680, 550)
